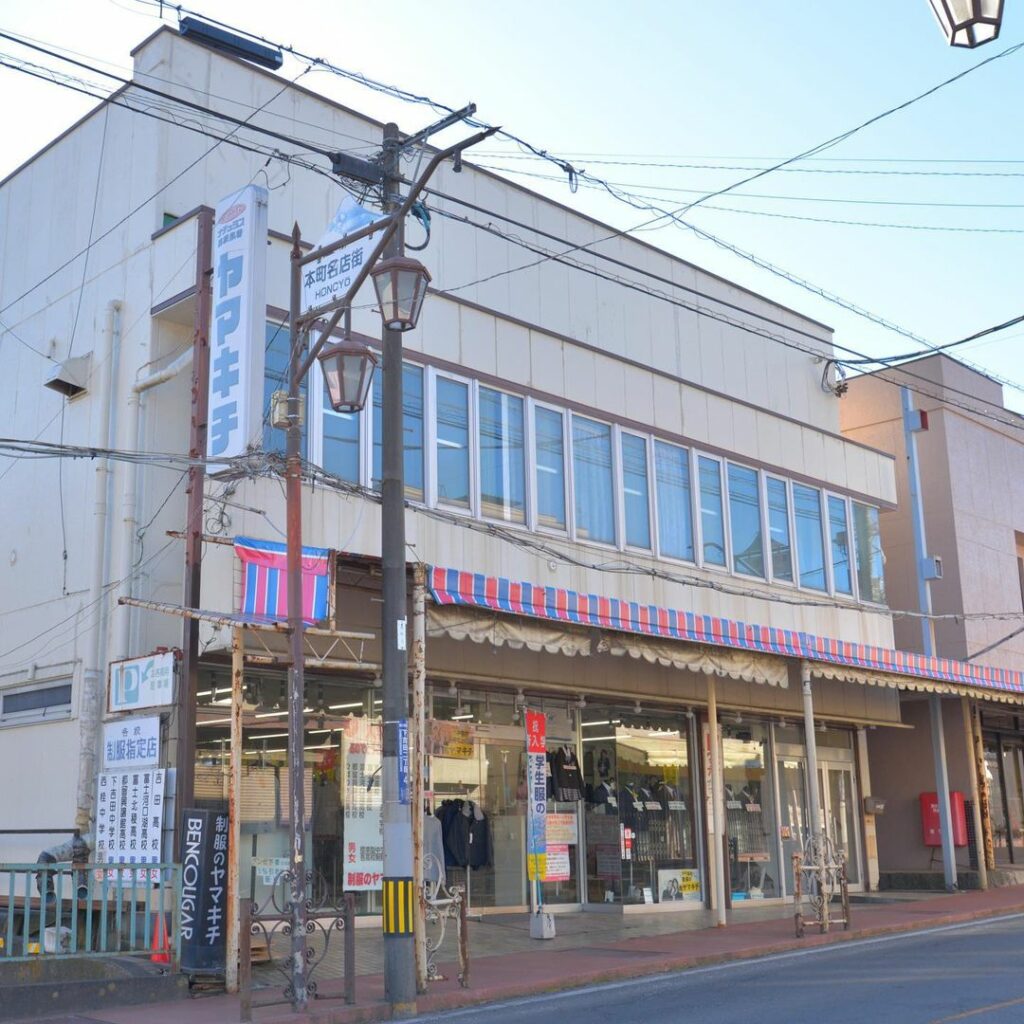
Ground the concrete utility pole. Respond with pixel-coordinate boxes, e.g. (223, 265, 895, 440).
(379, 120, 417, 1011)
(901, 386, 958, 892)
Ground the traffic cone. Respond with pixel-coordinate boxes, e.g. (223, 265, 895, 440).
(150, 913, 170, 964)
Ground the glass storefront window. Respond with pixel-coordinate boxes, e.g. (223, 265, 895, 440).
(583, 712, 701, 906)
(721, 722, 780, 900)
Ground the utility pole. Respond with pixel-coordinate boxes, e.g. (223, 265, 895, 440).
(379, 120, 417, 1011)
(901, 386, 958, 892)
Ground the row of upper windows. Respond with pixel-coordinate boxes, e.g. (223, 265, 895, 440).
(263, 324, 887, 606)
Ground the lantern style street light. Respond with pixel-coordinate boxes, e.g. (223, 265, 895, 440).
(317, 335, 378, 413)
(370, 255, 432, 331)
(929, 0, 1004, 47)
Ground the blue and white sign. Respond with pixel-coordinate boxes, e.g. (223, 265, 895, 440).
(302, 196, 385, 318)
(108, 651, 176, 712)
(102, 715, 161, 769)
(396, 718, 410, 805)
(206, 184, 268, 466)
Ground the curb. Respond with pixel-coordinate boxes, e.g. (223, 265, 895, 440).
(263, 899, 1024, 1023)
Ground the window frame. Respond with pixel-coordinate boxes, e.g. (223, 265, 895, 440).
(792, 481, 829, 593)
(763, 474, 797, 588)
(616, 427, 653, 553)
(825, 491, 856, 600)
(569, 411, 619, 549)
(476, 382, 529, 526)
(851, 500, 887, 607)
(527, 398, 569, 536)
(427, 367, 477, 515)
(651, 436, 696, 566)
(725, 459, 767, 581)
(696, 452, 729, 572)
(0, 677, 74, 727)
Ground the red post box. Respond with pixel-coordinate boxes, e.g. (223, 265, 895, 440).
(919, 791, 967, 847)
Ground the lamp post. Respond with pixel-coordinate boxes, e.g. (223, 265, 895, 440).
(282, 121, 496, 1013)
(929, 0, 1004, 47)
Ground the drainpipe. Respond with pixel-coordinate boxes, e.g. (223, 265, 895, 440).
(75, 300, 122, 839)
(706, 676, 726, 926)
(111, 345, 194, 662)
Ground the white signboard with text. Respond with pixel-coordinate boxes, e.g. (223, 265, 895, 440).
(108, 652, 176, 712)
(342, 717, 383, 890)
(95, 768, 166, 875)
(206, 184, 268, 465)
(102, 715, 161, 769)
(301, 196, 385, 318)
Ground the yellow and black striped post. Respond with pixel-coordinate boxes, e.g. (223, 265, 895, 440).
(382, 877, 416, 936)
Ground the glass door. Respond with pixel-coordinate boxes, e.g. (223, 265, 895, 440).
(776, 757, 809, 897)
(820, 762, 861, 888)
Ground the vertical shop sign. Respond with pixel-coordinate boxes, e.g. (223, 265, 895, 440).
(206, 184, 268, 466)
(179, 808, 229, 973)
(343, 717, 384, 890)
(525, 709, 547, 882)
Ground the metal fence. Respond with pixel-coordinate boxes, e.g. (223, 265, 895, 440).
(0, 862, 181, 963)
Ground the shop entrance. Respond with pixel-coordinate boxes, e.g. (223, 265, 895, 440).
(983, 735, 1024, 864)
(775, 729, 863, 895)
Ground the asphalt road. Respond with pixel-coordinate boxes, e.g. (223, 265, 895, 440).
(412, 914, 1024, 1024)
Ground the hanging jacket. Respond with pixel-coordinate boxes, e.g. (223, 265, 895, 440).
(549, 746, 585, 802)
(464, 800, 490, 869)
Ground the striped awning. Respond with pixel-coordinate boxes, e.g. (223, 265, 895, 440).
(428, 566, 1024, 699)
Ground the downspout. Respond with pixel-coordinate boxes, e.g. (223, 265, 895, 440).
(75, 300, 122, 840)
(112, 345, 194, 662)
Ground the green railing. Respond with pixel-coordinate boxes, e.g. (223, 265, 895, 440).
(0, 862, 181, 964)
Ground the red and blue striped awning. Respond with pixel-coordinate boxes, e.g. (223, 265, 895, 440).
(428, 566, 1024, 698)
(235, 536, 331, 625)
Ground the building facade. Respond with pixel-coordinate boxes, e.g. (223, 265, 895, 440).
(3, 26, 1019, 923)
(842, 355, 1024, 882)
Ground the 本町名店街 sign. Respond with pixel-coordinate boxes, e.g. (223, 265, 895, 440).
(102, 715, 161, 769)
(206, 184, 268, 466)
(108, 651, 176, 712)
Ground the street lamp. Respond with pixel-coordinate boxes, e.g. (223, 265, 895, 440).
(370, 256, 432, 331)
(317, 336, 377, 413)
(929, 0, 1004, 47)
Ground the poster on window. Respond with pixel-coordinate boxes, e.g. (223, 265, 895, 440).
(429, 719, 475, 759)
(543, 844, 571, 882)
(525, 709, 547, 881)
(657, 867, 702, 903)
(546, 812, 578, 846)
(95, 769, 165, 879)
(342, 716, 383, 890)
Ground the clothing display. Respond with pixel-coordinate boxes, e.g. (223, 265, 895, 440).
(548, 745, 585, 802)
(435, 798, 491, 870)
(423, 813, 446, 885)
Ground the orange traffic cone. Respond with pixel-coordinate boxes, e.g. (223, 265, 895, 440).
(150, 913, 170, 964)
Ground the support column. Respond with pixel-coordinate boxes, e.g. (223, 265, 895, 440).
(962, 697, 989, 886)
(706, 676, 726, 927)
(972, 704, 995, 871)
(226, 628, 244, 992)
(902, 386, 957, 892)
(856, 728, 879, 891)
(411, 565, 427, 993)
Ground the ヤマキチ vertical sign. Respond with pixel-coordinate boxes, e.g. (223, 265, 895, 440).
(179, 809, 229, 973)
(206, 184, 268, 466)
(525, 709, 547, 882)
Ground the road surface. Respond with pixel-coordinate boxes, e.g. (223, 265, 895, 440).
(413, 914, 1024, 1024)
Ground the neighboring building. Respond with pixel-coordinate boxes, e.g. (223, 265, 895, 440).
(3, 25, 1020, 923)
(842, 354, 1024, 881)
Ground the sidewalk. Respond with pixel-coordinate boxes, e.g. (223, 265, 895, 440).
(24, 886, 1024, 1024)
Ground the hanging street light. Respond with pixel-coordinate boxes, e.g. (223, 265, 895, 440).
(317, 335, 378, 412)
(929, 0, 1004, 47)
(370, 255, 432, 331)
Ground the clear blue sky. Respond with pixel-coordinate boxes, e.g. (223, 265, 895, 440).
(2, 0, 1022, 410)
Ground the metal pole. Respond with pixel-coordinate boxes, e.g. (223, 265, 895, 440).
(226, 628, 244, 992)
(901, 386, 957, 891)
(801, 663, 823, 846)
(176, 206, 213, 856)
(380, 120, 417, 1013)
(961, 697, 988, 889)
(706, 676, 726, 927)
(286, 224, 309, 1009)
(411, 564, 427, 994)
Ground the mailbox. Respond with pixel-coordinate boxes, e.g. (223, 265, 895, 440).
(920, 791, 967, 847)
(863, 795, 886, 815)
